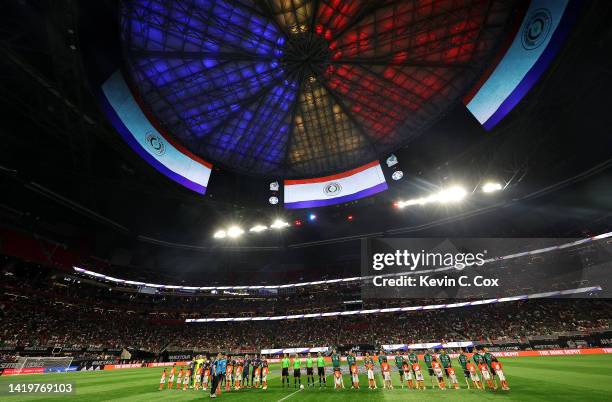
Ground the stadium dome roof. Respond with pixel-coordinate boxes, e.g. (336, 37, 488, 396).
(120, 0, 517, 177)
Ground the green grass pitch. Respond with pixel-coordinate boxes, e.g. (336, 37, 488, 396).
(1, 355, 611, 401)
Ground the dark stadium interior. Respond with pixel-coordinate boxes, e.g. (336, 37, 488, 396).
(0, 0, 611, 376)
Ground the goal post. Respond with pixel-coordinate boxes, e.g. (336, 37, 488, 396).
(14, 356, 74, 374)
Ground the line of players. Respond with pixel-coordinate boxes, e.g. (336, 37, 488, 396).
(374, 347, 508, 391)
(158, 353, 271, 397)
(159, 346, 509, 394)
(323, 347, 509, 391)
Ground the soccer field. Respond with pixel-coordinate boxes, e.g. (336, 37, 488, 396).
(1, 355, 611, 401)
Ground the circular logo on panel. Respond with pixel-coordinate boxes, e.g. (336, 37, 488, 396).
(323, 182, 342, 197)
(145, 132, 166, 156)
(521, 8, 552, 50)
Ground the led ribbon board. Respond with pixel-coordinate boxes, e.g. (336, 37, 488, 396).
(284, 161, 388, 209)
(185, 286, 601, 323)
(464, 0, 579, 130)
(261, 347, 329, 355)
(99, 71, 212, 194)
(383, 342, 473, 351)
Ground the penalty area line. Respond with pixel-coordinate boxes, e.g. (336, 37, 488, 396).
(276, 388, 303, 402)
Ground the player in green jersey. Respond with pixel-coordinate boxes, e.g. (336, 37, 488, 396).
(482, 348, 498, 389)
(394, 351, 405, 386)
(482, 348, 494, 371)
(408, 350, 418, 365)
(439, 349, 452, 386)
(316, 352, 326, 387)
(331, 349, 344, 389)
(292, 354, 302, 388)
(472, 349, 484, 366)
(305, 352, 314, 387)
(281, 354, 290, 388)
(423, 350, 436, 388)
(377, 351, 387, 366)
(346, 352, 357, 388)
(347, 352, 357, 368)
(331, 349, 341, 370)
(407, 350, 418, 384)
(458, 349, 471, 388)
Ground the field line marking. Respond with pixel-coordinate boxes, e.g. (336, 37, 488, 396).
(276, 388, 303, 402)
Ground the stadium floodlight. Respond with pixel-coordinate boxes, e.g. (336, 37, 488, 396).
(249, 224, 268, 233)
(391, 170, 404, 181)
(386, 154, 398, 167)
(436, 186, 467, 203)
(396, 185, 467, 208)
(268, 196, 279, 205)
(482, 182, 503, 193)
(213, 230, 226, 239)
(308, 213, 316, 221)
(270, 219, 290, 229)
(227, 226, 244, 238)
(269, 181, 279, 191)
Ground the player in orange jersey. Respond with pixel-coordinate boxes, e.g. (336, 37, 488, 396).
(225, 360, 233, 392)
(176, 368, 184, 390)
(194, 366, 202, 390)
(447, 367, 460, 389)
(234, 360, 243, 390)
(183, 369, 190, 391)
(159, 368, 167, 390)
(491, 359, 509, 390)
(363, 353, 376, 390)
(334, 368, 343, 389)
(402, 360, 414, 389)
(254, 365, 262, 388)
(479, 362, 494, 390)
(431, 358, 446, 390)
(202, 360, 211, 390)
(381, 361, 393, 389)
(466, 362, 482, 389)
(350, 364, 360, 389)
(413, 362, 426, 390)
(167, 365, 176, 389)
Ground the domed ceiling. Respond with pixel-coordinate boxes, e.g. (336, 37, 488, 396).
(120, 0, 517, 177)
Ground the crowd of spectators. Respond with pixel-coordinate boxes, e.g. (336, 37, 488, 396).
(1, 260, 609, 353)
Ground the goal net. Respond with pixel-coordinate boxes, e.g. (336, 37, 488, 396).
(14, 356, 74, 374)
